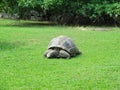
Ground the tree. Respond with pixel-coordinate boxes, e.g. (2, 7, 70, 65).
(0, 0, 120, 25)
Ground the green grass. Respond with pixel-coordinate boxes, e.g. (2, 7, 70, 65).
(0, 19, 120, 90)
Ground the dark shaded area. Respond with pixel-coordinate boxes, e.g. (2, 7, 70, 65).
(0, 19, 119, 28)
(16, 21, 56, 27)
(1, 20, 57, 27)
(0, 20, 57, 27)
(0, 41, 24, 51)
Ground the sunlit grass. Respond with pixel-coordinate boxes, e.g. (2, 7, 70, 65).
(0, 19, 120, 90)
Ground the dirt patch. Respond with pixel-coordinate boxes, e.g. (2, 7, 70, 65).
(76, 26, 116, 31)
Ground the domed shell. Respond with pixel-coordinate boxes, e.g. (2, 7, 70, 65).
(48, 36, 80, 56)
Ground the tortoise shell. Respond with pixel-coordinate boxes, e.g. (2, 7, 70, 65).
(48, 36, 80, 56)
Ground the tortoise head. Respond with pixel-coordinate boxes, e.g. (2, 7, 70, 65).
(46, 48, 59, 58)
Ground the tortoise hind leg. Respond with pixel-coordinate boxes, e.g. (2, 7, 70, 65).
(59, 50, 70, 59)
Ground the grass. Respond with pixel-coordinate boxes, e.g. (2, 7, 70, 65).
(0, 19, 120, 90)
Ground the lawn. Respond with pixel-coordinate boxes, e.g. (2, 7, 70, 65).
(0, 19, 120, 90)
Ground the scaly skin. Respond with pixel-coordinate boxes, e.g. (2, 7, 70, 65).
(44, 49, 59, 58)
(59, 50, 70, 59)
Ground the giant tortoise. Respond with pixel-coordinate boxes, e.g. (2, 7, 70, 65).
(44, 35, 81, 59)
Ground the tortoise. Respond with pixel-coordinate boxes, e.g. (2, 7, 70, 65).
(44, 35, 81, 59)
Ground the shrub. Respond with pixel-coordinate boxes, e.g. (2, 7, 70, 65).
(0, 0, 120, 25)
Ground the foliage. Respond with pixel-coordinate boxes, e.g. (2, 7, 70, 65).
(0, 0, 18, 13)
(0, 0, 120, 25)
(18, 0, 43, 8)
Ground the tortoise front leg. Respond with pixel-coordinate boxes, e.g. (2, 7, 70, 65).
(59, 50, 70, 59)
